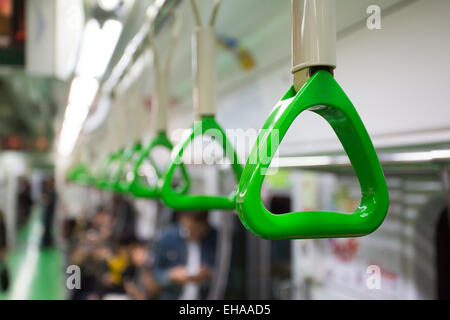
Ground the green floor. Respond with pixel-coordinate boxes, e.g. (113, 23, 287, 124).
(0, 209, 65, 300)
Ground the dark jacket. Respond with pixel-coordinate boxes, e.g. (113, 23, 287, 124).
(0, 261, 8, 292)
(0, 217, 8, 292)
(153, 224, 217, 300)
(0, 218, 6, 251)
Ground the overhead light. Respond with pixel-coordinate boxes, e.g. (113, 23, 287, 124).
(76, 18, 123, 79)
(274, 156, 334, 168)
(97, 0, 121, 12)
(58, 77, 99, 156)
(431, 150, 450, 161)
(68, 76, 99, 107)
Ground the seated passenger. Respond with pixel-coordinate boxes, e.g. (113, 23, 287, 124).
(106, 239, 130, 292)
(153, 211, 217, 300)
(123, 240, 159, 300)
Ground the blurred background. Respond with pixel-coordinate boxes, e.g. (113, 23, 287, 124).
(0, 0, 449, 300)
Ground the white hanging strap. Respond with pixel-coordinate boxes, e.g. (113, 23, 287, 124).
(148, 12, 181, 133)
(104, 110, 117, 157)
(164, 12, 181, 74)
(292, 0, 336, 90)
(128, 88, 138, 143)
(153, 67, 169, 133)
(209, 0, 221, 26)
(97, 130, 112, 171)
(126, 87, 139, 143)
(133, 84, 146, 143)
(191, 0, 222, 118)
(119, 94, 131, 148)
(114, 102, 125, 149)
(135, 101, 147, 143)
(135, 68, 150, 143)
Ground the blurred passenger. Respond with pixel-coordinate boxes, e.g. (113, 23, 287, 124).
(112, 194, 137, 242)
(69, 230, 112, 300)
(0, 210, 9, 292)
(153, 211, 217, 300)
(62, 217, 77, 243)
(123, 240, 159, 300)
(108, 240, 130, 285)
(17, 176, 33, 228)
(41, 176, 57, 248)
(101, 238, 131, 298)
(91, 206, 115, 242)
(66, 199, 152, 300)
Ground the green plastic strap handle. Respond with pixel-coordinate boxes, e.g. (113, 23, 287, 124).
(160, 116, 243, 210)
(129, 132, 190, 198)
(110, 148, 130, 192)
(236, 71, 389, 240)
(95, 152, 122, 190)
(67, 164, 93, 186)
(106, 149, 125, 190)
(95, 157, 112, 189)
(114, 142, 142, 193)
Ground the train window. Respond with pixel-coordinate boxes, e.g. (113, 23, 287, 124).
(260, 111, 360, 216)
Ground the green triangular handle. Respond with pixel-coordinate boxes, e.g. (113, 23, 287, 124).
(67, 164, 93, 186)
(236, 71, 389, 240)
(95, 151, 122, 190)
(160, 116, 243, 210)
(129, 132, 190, 199)
(114, 142, 142, 193)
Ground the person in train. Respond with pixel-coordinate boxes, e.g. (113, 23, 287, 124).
(68, 206, 111, 299)
(152, 211, 217, 300)
(16, 176, 33, 229)
(122, 239, 160, 300)
(69, 231, 112, 300)
(41, 176, 57, 248)
(0, 210, 9, 292)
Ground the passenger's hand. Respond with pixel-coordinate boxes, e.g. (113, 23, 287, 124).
(143, 271, 161, 297)
(169, 266, 189, 284)
(101, 273, 114, 287)
(124, 281, 146, 300)
(191, 265, 212, 284)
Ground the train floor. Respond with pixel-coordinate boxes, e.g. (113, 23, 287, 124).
(0, 208, 65, 300)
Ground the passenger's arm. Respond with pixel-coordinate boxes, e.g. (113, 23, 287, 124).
(152, 238, 172, 288)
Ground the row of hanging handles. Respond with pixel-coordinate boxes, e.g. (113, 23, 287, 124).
(77, 0, 389, 240)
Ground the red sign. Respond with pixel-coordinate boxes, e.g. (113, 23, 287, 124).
(329, 238, 360, 262)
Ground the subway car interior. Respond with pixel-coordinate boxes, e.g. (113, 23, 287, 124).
(0, 0, 449, 301)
